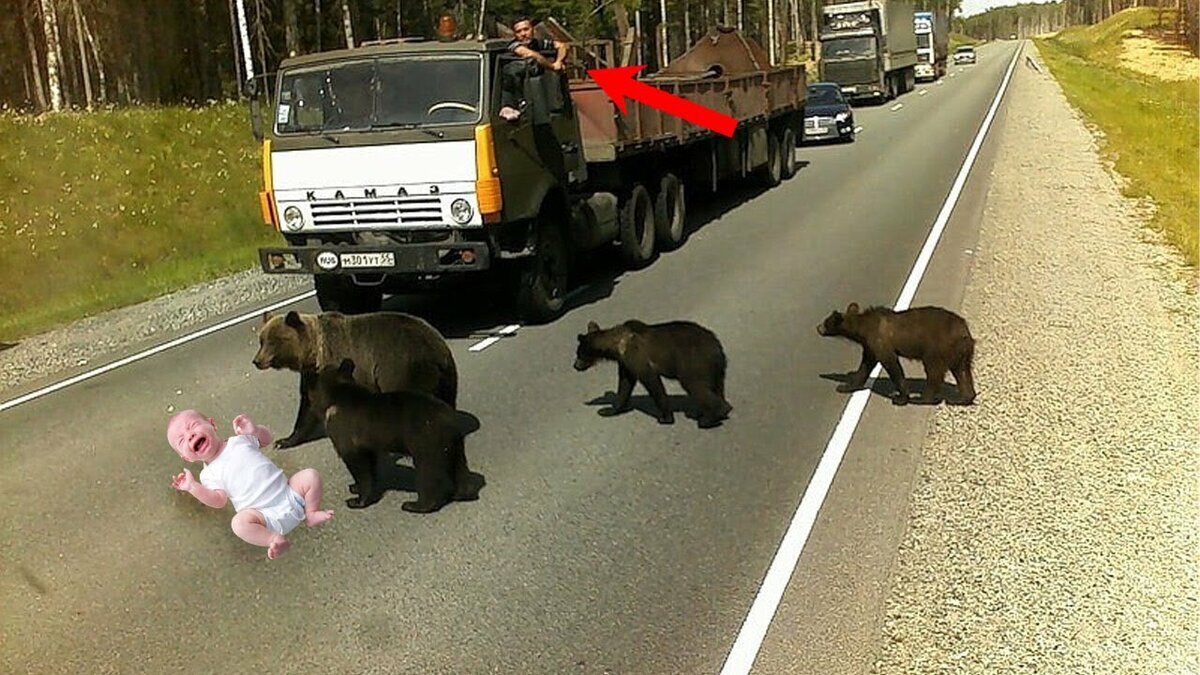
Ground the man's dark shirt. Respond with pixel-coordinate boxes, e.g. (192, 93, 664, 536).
(507, 37, 555, 55)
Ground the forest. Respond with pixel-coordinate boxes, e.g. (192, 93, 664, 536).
(0, 0, 1194, 113)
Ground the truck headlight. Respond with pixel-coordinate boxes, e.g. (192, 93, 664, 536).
(282, 206, 305, 232)
(450, 198, 473, 225)
(835, 112, 851, 123)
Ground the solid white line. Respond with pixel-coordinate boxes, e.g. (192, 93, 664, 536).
(0, 290, 317, 414)
(889, 103, 903, 111)
(468, 324, 521, 352)
(717, 43, 1023, 675)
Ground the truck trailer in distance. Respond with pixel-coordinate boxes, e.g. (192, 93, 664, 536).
(818, 0, 918, 101)
(913, 9, 949, 81)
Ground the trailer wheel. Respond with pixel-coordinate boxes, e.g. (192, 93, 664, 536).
(315, 275, 383, 314)
(780, 128, 798, 180)
(618, 184, 656, 268)
(653, 174, 687, 251)
(757, 132, 783, 188)
(515, 217, 570, 324)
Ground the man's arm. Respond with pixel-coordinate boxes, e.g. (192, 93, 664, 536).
(553, 39, 569, 69)
(513, 43, 554, 69)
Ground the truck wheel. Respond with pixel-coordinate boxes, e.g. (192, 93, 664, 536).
(618, 184, 656, 268)
(314, 275, 383, 314)
(780, 128, 798, 179)
(653, 174, 687, 251)
(516, 217, 570, 324)
(757, 132, 782, 188)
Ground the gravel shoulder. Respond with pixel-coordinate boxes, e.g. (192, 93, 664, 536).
(871, 43, 1199, 674)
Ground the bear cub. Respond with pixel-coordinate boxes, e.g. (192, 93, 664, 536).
(817, 303, 976, 406)
(574, 319, 732, 428)
(307, 358, 483, 513)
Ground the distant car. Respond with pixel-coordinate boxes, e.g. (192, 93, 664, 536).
(802, 82, 855, 144)
(953, 45, 977, 64)
(1009, 33, 1017, 39)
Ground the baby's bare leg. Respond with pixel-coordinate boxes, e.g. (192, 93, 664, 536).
(289, 468, 334, 527)
(230, 509, 290, 560)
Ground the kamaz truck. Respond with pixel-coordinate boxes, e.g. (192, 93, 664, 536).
(250, 27, 806, 323)
(913, 9, 948, 82)
(818, 0, 917, 101)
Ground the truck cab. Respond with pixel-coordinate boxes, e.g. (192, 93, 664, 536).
(253, 38, 584, 315)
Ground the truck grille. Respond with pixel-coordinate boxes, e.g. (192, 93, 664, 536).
(310, 196, 443, 227)
(822, 60, 877, 86)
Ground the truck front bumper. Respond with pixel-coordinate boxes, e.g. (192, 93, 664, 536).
(259, 242, 492, 276)
(915, 63, 935, 80)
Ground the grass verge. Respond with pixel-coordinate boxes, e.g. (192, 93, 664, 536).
(1035, 8, 1199, 268)
(0, 102, 279, 340)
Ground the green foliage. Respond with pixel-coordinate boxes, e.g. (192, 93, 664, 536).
(1036, 8, 1199, 267)
(0, 103, 277, 339)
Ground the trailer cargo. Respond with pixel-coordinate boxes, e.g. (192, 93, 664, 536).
(252, 27, 806, 322)
(818, 0, 918, 101)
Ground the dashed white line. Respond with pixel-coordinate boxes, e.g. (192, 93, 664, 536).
(717, 42, 1024, 675)
(919, 89, 928, 96)
(853, 125, 864, 134)
(468, 324, 521, 352)
(0, 290, 318, 414)
(889, 102, 903, 111)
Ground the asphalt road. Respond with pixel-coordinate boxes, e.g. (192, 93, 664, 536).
(0, 41, 1021, 675)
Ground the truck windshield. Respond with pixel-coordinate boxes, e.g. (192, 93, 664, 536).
(822, 37, 876, 61)
(274, 54, 483, 134)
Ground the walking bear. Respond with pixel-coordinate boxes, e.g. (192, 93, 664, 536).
(816, 303, 976, 406)
(307, 358, 483, 513)
(574, 319, 732, 428)
(252, 310, 458, 449)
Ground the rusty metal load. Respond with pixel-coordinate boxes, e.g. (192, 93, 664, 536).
(568, 28, 806, 163)
(656, 26, 773, 79)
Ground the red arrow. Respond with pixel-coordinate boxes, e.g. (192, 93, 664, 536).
(587, 65, 739, 138)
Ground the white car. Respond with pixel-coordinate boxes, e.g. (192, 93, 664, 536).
(953, 45, 977, 65)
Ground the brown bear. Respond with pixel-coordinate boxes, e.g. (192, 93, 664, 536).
(574, 319, 732, 428)
(253, 310, 458, 449)
(307, 358, 484, 512)
(817, 303, 976, 406)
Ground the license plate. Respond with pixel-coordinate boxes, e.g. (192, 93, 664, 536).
(340, 252, 395, 268)
(805, 127, 828, 135)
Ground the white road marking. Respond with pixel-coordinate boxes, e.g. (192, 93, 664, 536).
(853, 126, 863, 134)
(468, 324, 521, 352)
(937, 79, 945, 85)
(718, 43, 1024, 675)
(919, 89, 928, 96)
(889, 103, 903, 111)
(0, 290, 317, 414)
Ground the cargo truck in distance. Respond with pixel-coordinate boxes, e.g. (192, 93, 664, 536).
(818, 0, 918, 101)
(250, 27, 806, 323)
(913, 9, 948, 81)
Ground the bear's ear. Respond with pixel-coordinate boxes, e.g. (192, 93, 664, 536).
(337, 358, 355, 375)
(261, 311, 273, 325)
(846, 302, 860, 315)
(586, 321, 600, 334)
(285, 311, 305, 330)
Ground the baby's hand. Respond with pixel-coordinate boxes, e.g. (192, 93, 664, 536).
(233, 414, 254, 436)
(171, 469, 197, 492)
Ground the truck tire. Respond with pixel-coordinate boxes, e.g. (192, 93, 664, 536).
(780, 128, 798, 179)
(314, 275, 383, 314)
(515, 217, 570, 324)
(653, 174, 687, 251)
(618, 184, 656, 268)
(756, 132, 783, 188)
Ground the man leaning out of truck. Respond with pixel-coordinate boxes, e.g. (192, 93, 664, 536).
(499, 16, 569, 121)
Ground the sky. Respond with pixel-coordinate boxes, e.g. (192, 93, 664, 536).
(957, 0, 1057, 18)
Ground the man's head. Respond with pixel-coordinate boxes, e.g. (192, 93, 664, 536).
(167, 409, 223, 463)
(512, 16, 534, 42)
